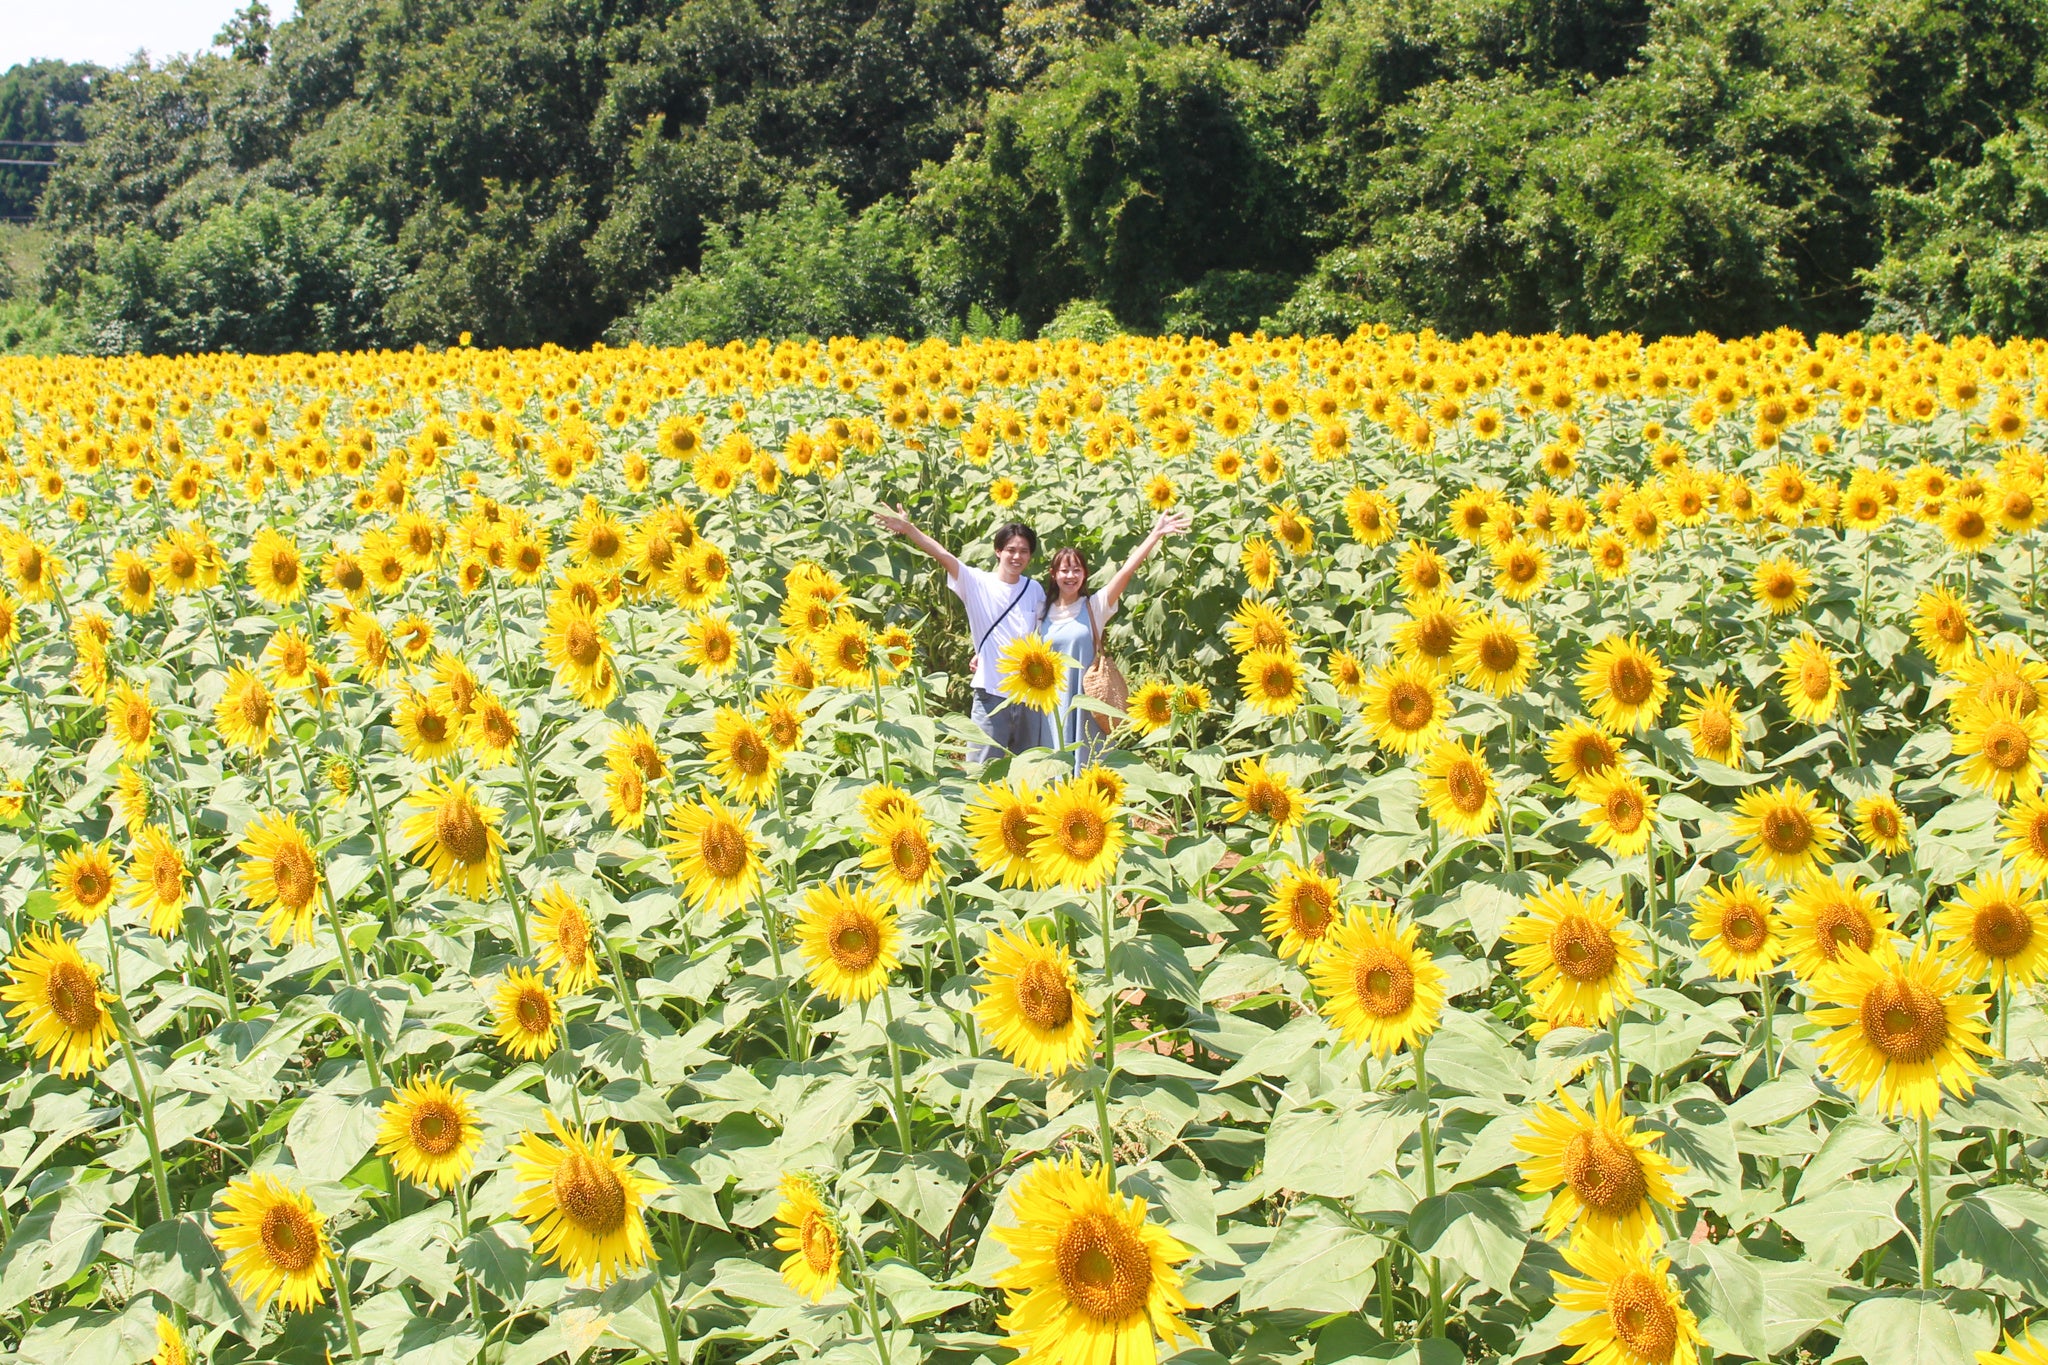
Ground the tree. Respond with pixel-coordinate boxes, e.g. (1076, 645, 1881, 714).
(0, 61, 98, 220)
(77, 188, 397, 354)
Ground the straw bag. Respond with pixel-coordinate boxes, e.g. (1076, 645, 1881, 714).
(1080, 598, 1127, 735)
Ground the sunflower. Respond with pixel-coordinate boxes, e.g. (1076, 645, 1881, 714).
(492, 966, 561, 1059)
(1914, 586, 1977, 669)
(1325, 649, 1369, 703)
(1505, 883, 1647, 1027)
(1952, 642, 2048, 721)
(1955, 697, 2048, 802)
(664, 788, 762, 912)
(1943, 497, 1999, 554)
(113, 550, 156, 613)
(510, 1114, 662, 1286)
(213, 665, 278, 753)
(1578, 769, 1656, 858)
(992, 1155, 1195, 1365)
(1783, 871, 1897, 984)
(1394, 592, 1468, 674)
(1220, 756, 1305, 835)
(104, 680, 156, 761)
(1981, 1329, 2048, 1365)
(1360, 661, 1448, 756)
(755, 687, 807, 753)
(1515, 1084, 1685, 1248)
(773, 1173, 843, 1301)
(1728, 779, 1843, 882)
(344, 612, 395, 683)
(394, 687, 461, 764)
(51, 841, 118, 925)
(377, 1073, 483, 1192)
(1589, 531, 1632, 580)
(1420, 738, 1498, 838)
(1852, 792, 1914, 856)
(817, 612, 877, 688)
(1453, 610, 1538, 697)
(2001, 795, 2048, 879)
(1176, 682, 1210, 717)
(699, 706, 779, 806)
(1547, 719, 1623, 796)
(541, 597, 618, 708)
(1689, 876, 1785, 981)
(151, 1314, 186, 1365)
(976, 924, 1097, 1076)
(1126, 681, 1177, 734)
(1231, 645, 1304, 717)
(1778, 633, 1844, 724)
(1225, 599, 1297, 655)
(1262, 862, 1342, 963)
(112, 765, 151, 835)
(1808, 945, 1993, 1120)
(795, 880, 902, 1003)
(126, 825, 188, 937)
(401, 776, 507, 899)
(263, 626, 314, 688)
(1678, 685, 1744, 768)
(1396, 541, 1449, 597)
(1240, 536, 1279, 592)
(859, 782, 920, 829)
(862, 805, 943, 906)
(241, 527, 306, 605)
(1750, 556, 1811, 616)
(212, 1174, 333, 1312)
(965, 782, 1044, 889)
(684, 612, 740, 676)
(466, 691, 521, 765)
(1309, 909, 1446, 1057)
(238, 813, 324, 945)
(1552, 1239, 1704, 1365)
(2, 932, 115, 1077)
(1029, 777, 1125, 891)
(1577, 634, 1671, 734)
(532, 883, 600, 993)
(1935, 872, 2048, 987)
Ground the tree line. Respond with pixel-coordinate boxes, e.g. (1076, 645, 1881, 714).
(2, 0, 2045, 354)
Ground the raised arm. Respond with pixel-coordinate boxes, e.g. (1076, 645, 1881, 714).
(1100, 510, 1192, 612)
(873, 502, 963, 580)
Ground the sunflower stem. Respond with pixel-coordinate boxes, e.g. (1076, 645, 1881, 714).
(110, 994, 174, 1225)
(878, 987, 915, 1157)
(516, 732, 549, 859)
(757, 884, 804, 1059)
(334, 1253, 367, 1364)
(453, 1182, 485, 1328)
(1760, 974, 1778, 1081)
(938, 884, 978, 1052)
(870, 669, 894, 787)
(1917, 1112, 1937, 1291)
(1413, 1041, 1444, 1338)
(650, 1257, 684, 1365)
(353, 754, 404, 945)
(1097, 880, 1118, 1180)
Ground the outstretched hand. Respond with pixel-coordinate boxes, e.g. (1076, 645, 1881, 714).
(874, 502, 915, 537)
(1153, 509, 1193, 538)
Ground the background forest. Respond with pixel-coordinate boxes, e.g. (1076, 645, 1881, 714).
(1, 0, 2046, 354)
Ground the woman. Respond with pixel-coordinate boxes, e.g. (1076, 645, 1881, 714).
(1039, 510, 1191, 767)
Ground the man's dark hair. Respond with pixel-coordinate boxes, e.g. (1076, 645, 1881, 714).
(993, 522, 1038, 555)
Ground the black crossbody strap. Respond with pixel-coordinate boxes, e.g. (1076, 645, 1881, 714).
(975, 581, 1032, 656)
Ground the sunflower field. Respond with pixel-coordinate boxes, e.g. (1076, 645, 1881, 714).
(7, 329, 2048, 1365)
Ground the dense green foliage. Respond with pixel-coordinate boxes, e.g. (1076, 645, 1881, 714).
(11, 0, 2048, 350)
(0, 61, 96, 221)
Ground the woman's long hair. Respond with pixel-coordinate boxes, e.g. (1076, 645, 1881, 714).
(1039, 546, 1090, 620)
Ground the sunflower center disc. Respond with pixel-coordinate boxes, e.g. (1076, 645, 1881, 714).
(1290, 884, 1333, 936)
(832, 920, 878, 971)
(1605, 789, 1644, 833)
(1390, 684, 1431, 729)
(1860, 977, 1949, 1063)
(260, 1202, 321, 1274)
(1054, 1212, 1153, 1322)
(1061, 812, 1104, 860)
(1001, 808, 1034, 859)
(1551, 917, 1618, 982)
(1818, 904, 1873, 958)
(271, 842, 318, 911)
(1799, 660, 1833, 700)
(1974, 902, 2033, 958)
(153, 859, 182, 902)
(45, 960, 100, 1030)
(1355, 953, 1415, 1018)
(1015, 959, 1075, 1030)
(1985, 721, 2031, 772)
(1760, 806, 1812, 855)
(553, 1150, 628, 1235)
(412, 1103, 462, 1156)
(437, 798, 491, 865)
(1479, 634, 1520, 673)
(1562, 1127, 1648, 1214)
(1722, 911, 1766, 953)
(565, 620, 601, 668)
(891, 832, 931, 880)
(240, 685, 273, 732)
(801, 1211, 837, 1273)
(1448, 764, 1487, 814)
(699, 823, 748, 879)
(516, 988, 551, 1033)
(1609, 658, 1654, 706)
(1608, 1271, 1679, 1362)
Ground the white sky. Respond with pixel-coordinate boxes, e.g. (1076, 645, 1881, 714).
(2, 2, 300, 73)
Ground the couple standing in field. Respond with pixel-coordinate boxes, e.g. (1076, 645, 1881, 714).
(874, 504, 1192, 766)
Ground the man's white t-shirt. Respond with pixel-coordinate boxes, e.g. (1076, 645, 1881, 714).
(950, 565, 1046, 693)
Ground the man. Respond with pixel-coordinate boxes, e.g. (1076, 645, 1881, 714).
(873, 504, 1047, 761)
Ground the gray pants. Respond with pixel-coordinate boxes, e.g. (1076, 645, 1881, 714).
(969, 688, 1047, 763)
